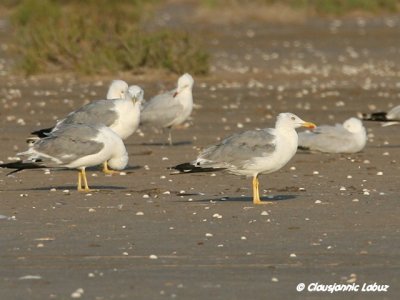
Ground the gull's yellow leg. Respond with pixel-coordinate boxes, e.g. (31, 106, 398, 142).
(82, 168, 90, 192)
(253, 175, 273, 205)
(252, 175, 260, 203)
(77, 169, 83, 192)
(102, 161, 120, 175)
(80, 168, 92, 193)
(255, 176, 260, 201)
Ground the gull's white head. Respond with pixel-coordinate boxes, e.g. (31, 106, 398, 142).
(276, 113, 317, 130)
(126, 85, 144, 103)
(174, 73, 194, 97)
(108, 151, 129, 171)
(107, 80, 129, 100)
(343, 117, 364, 133)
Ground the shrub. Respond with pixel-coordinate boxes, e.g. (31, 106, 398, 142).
(11, 0, 209, 75)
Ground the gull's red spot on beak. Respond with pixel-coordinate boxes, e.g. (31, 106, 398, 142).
(302, 122, 317, 129)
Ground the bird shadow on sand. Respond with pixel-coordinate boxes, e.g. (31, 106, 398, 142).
(8, 185, 127, 192)
(368, 144, 400, 149)
(179, 194, 297, 203)
(128, 150, 153, 156)
(85, 165, 141, 172)
(123, 165, 142, 172)
(138, 140, 192, 147)
(296, 150, 314, 154)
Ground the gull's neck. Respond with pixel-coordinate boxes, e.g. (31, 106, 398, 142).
(275, 120, 296, 133)
(176, 88, 192, 103)
(275, 123, 299, 152)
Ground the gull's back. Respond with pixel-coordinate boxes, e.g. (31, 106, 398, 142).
(20, 125, 105, 167)
(196, 129, 277, 174)
(57, 100, 118, 129)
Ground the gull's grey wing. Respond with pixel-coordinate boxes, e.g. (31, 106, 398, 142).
(58, 100, 118, 128)
(142, 90, 175, 112)
(312, 124, 348, 135)
(140, 90, 182, 127)
(26, 125, 104, 166)
(197, 129, 277, 169)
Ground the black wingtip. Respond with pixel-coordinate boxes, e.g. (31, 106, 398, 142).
(30, 127, 53, 138)
(362, 112, 389, 122)
(170, 162, 224, 174)
(298, 146, 310, 151)
(0, 161, 44, 176)
(171, 162, 195, 173)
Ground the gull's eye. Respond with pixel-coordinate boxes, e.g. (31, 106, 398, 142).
(291, 116, 296, 121)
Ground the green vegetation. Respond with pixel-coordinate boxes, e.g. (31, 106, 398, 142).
(202, 0, 400, 15)
(275, 0, 400, 15)
(9, 0, 209, 75)
(7, 0, 400, 75)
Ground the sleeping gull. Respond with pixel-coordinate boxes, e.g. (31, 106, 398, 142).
(298, 117, 367, 153)
(172, 113, 316, 205)
(362, 104, 400, 126)
(30, 85, 143, 174)
(1, 124, 128, 192)
(140, 73, 194, 145)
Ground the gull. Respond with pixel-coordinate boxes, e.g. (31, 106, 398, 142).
(106, 79, 129, 99)
(30, 85, 143, 174)
(30, 79, 130, 138)
(140, 73, 194, 145)
(362, 104, 400, 126)
(1, 124, 128, 192)
(172, 113, 316, 204)
(298, 117, 367, 153)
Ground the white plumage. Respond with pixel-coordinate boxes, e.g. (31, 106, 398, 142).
(106, 80, 129, 100)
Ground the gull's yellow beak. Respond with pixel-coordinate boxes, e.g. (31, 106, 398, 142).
(302, 121, 317, 129)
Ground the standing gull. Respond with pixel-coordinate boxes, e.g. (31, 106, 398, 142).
(140, 73, 194, 145)
(31, 79, 130, 138)
(106, 79, 129, 100)
(30, 85, 144, 174)
(298, 117, 367, 153)
(1, 124, 128, 192)
(362, 104, 400, 126)
(172, 113, 316, 205)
